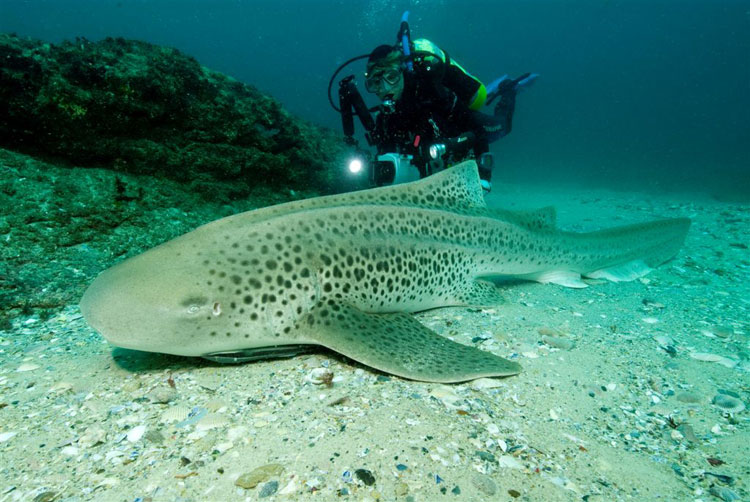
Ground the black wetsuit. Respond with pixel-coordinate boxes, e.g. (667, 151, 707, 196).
(371, 50, 516, 181)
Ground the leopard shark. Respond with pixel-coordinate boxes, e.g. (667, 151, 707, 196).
(80, 161, 690, 382)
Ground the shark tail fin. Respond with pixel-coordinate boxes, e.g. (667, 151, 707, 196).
(583, 217, 690, 270)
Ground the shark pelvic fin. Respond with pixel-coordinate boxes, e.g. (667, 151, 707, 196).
(299, 302, 521, 383)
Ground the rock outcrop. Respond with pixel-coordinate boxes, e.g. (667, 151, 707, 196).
(0, 33, 346, 199)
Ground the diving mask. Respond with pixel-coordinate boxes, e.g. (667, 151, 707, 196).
(364, 67, 403, 94)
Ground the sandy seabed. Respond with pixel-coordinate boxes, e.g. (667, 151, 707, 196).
(1, 181, 748, 502)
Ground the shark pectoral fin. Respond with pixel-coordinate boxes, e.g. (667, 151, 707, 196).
(526, 270, 588, 288)
(586, 259, 653, 282)
(456, 280, 506, 307)
(299, 303, 521, 383)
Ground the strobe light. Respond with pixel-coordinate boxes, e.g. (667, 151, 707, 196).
(347, 157, 364, 175)
(428, 143, 446, 160)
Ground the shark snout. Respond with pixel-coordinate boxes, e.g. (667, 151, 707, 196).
(80, 251, 184, 352)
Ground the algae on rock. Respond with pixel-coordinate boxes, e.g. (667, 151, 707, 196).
(0, 33, 347, 198)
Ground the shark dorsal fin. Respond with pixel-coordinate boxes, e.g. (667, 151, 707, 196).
(396, 160, 487, 210)
(310, 159, 486, 212)
(206, 161, 487, 233)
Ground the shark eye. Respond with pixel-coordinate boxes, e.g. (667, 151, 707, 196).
(212, 302, 222, 316)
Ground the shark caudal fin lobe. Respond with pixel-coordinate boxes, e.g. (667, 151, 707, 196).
(516, 217, 690, 288)
(582, 217, 691, 281)
(299, 302, 521, 383)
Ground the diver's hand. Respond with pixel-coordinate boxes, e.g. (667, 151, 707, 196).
(492, 78, 517, 114)
(494, 77, 516, 96)
(487, 73, 538, 106)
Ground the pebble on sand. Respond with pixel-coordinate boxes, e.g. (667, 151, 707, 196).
(258, 480, 279, 498)
(235, 463, 285, 489)
(541, 335, 576, 350)
(675, 391, 702, 404)
(354, 468, 376, 486)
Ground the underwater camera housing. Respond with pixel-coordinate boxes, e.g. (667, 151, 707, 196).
(338, 67, 492, 188)
(345, 151, 419, 186)
(372, 152, 419, 185)
(346, 132, 492, 187)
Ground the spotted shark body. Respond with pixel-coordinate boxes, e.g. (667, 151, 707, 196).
(80, 161, 690, 382)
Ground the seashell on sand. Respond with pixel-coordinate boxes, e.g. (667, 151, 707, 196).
(712, 394, 745, 414)
(0, 432, 17, 443)
(653, 335, 674, 346)
(204, 399, 228, 412)
(690, 352, 724, 362)
(160, 404, 192, 423)
(690, 353, 738, 367)
(126, 425, 147, 442)
(306, 368, 334, 385)
(195, 413, 230, 431)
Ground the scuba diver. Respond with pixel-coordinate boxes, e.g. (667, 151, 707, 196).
(331, 12, 537, 191)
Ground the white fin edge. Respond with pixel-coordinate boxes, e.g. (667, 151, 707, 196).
(527, 270, 588, 288)
(586, 260, 653, 282)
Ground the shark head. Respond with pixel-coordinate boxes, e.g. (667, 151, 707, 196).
(80, 240, 223, 356)
(80, 225, 319, 358)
